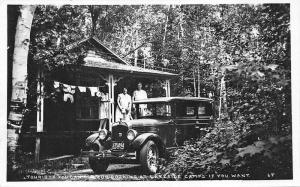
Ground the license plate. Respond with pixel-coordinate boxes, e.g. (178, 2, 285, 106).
(112, 142, 124, 150)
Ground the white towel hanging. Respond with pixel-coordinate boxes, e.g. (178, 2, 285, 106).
(89, 87, 98, 96)
(53, 81, 60, 88)
(78, 86, 86, 92)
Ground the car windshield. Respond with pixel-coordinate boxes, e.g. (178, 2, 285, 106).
(135, 102, 171, 118)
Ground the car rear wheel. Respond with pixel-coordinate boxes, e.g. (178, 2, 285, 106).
(89, 157, 109, 174)
(140, 140, 159, 174)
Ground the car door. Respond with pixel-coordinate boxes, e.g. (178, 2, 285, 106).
(196, 101, 214, 131)
(173, 101, 198, 145)
(156, 102, 176, 147)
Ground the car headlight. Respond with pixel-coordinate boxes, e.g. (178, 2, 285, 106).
(127, 129, 138, 141)
(99, 129, 108, 140)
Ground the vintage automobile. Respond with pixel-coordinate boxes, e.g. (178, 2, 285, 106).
(81, 97, 214, 174)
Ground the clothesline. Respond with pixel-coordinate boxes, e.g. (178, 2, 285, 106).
(53, 81, 101, 97)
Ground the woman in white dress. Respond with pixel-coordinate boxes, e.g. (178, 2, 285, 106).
(96, 86, 109, 129)
(115, 88, 132, 121)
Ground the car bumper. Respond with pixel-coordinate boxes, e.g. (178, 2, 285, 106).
(81, 150, 137, 162)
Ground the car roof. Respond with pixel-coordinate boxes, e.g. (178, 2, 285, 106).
(132, 97, 213, 104)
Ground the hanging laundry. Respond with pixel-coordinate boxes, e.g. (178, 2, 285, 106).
(60, 83, 74, 103)
(70, 86, 75, 94)
(78, 86, 86, 92)
(64, 93, 74, 103)
(96, 91, 102, 97)
(64, 85, 72, 93)
(86, 87, 91, 97)
(64, 86, 74, 103)
(89, 87, 98, 96)
(75, 87, 80, 95)
(53, 81, 60, 88)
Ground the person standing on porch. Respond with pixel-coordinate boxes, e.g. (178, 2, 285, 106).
(96, 86, 109, 130)
(132, 82, 148, 116)
(115, 88, 132, 121)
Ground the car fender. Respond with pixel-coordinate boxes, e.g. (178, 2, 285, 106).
(131, 133, 165, 156)
(85, 133, 111, 151)
(85, 133, 100, 146)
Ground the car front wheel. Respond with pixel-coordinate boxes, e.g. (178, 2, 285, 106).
(140, 140, 159, 174)
(89, 157, 109, 174)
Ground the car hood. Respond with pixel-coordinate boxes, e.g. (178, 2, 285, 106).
(125, 118, 172, 128)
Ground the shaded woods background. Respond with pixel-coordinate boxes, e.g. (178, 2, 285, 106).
(7, 4, 291, 179)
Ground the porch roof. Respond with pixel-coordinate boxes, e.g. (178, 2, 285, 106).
(83, 55, 177, 79)
(132, 97, 213, 104)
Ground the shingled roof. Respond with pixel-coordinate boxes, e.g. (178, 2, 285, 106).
(65, 36, 178, 79)
(66, 36, 131, 65)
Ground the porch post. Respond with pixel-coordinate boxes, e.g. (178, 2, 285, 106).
(35, 69, 44, 163)
(36, 70, 44, 132)
(107, 74, 115, 131)
(165, 79, 170, 97)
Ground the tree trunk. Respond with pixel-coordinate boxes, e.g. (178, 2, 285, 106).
(134, 23, 139, 66)
(89, 5, 101, 36)
(162, 7, 169, 48)
(161, 5, 170, 61)
(178, 6, 184, 40)
(197, 63, 200, 97)
(8, 5, 36, 119)
(134, 34, 138, 66)
(219, 74, 228, 119)
(193, 70, 196, 97)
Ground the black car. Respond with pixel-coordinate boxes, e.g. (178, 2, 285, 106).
(82, 97, 214, 174)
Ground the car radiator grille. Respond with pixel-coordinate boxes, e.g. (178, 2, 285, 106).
(112, 124, 128, 141)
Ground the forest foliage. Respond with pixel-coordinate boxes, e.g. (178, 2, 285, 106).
(11, 4, 291, 179)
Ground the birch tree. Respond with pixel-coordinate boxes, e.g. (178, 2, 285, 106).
(9, 5, 36, 121)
